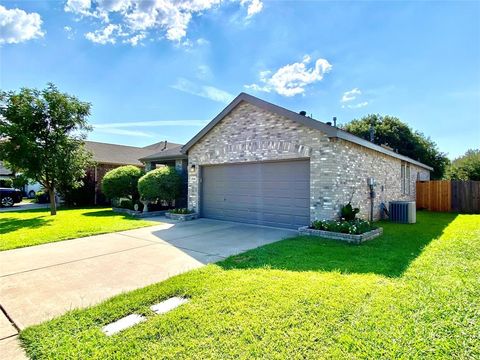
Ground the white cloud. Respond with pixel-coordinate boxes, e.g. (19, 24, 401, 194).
(65, 0, 264, 45)
(340, 88, 369, 108)
(94, 120, 207, 128)
(85, 24, 124, 44)
(344, 101, 369, 109)
(0, 5, 44, 44)
(246, 55, 332, 97)
(93, 127, 154, 137)
(341, 88, 361, 103)
(241, 0, 263, 18)
(123, 32, 146, 46)
(172, 78, 234, 103)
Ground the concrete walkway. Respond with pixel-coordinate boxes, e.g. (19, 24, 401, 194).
(0, 218, 295, 358)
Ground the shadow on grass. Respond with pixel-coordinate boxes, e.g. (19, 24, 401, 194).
(0, 216, 53, 234)
(218, 211, 458, 278)
(81, 209, 140, 220)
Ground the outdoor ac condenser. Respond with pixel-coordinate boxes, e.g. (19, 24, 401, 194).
(389, 201, 416, 224)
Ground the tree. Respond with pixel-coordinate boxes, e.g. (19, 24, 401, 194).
(102, 165, 144, 202)
(138, 167, 182, 206)
(444, 149, 480, 180)
(0, 84, 92, 215)
(343, 114, 449, 179)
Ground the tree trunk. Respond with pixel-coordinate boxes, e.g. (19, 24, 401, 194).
(48, 188, 57, 215)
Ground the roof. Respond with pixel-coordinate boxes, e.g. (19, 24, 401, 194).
(139, 145, 187, 161)
(84, 140, 181, 166)
(182, 92, 433, 171)
(0, 161, 14, 176)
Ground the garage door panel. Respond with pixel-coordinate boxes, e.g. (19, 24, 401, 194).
(201, 160, 310, 229)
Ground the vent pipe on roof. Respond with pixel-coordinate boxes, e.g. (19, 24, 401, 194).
(162, 140, 167, 151)
(299, 110, 307, 116)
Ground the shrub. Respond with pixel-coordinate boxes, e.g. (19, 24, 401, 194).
(340, 203, 360, 221)
(35, 190, 50, 204)
(102, 166, 143, 201)
(61, 172, 96, 206)
(138, 167, 182, 204)
(169, 208, 194, 214)
(310, 219, 376, 235)
(0, 179, 13, 188)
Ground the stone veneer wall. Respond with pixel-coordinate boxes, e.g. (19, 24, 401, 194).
(187, 101, 430, 222)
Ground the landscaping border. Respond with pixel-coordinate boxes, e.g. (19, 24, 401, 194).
(298, 226, 383, 244)
(165, 212, 199, 221)
(112, 207, 167, 218)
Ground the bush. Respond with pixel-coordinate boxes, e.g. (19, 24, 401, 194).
(138, 167, 182, 204)
(310, 219, 376, 235)
(35, 190, 50, 204)
(62, 175, 95, 206)
(340, 203, 359, 221)
(102, 166, 143, 201)
(0, 179, 13, 188)
(169, 208, 194, 214)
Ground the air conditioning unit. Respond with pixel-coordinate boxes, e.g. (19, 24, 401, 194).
(389, 201, 416, 223)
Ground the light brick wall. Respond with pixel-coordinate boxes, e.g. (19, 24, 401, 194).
(187, 101, 430, 222)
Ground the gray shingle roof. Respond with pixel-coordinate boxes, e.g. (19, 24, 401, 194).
(182, 92, 433, 171)
(139, 145, 187, 161)
(84, 141, 181, 166)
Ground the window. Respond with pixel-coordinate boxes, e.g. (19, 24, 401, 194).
(401, 162, 410, 195)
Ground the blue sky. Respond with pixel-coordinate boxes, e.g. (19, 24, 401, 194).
(1, 0, 479, 159)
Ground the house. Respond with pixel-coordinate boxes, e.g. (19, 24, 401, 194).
(143, 93, 432, 229)
(83, 140, 181, 204)
(0, 161, 14, 181)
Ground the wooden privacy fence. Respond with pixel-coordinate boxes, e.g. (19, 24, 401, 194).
(416, 180, 480, 213)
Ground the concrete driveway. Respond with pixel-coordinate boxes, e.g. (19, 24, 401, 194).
(0, 218, 294, 358)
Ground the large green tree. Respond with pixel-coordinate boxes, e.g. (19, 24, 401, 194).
(445, 149, 480, 180)
(0, 84, 92, 215)
(343, 114, 449, 179)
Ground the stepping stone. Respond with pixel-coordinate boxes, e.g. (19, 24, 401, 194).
(150, 297, 189, 315)
(102, 314, 146, 336)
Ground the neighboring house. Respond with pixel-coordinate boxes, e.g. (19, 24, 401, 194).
(84, 140, 181, 204)
(0, 161, 14, 181)
(143, 93, 432, 229)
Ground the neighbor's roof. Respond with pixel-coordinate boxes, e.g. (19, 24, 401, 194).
(84, 141, 181, 166)
(0, 161, 14, 176)
(182, 92, 434, 171)
(139, 145, 187, 161)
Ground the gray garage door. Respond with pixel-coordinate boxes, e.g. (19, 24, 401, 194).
(201, 160, 310, 229)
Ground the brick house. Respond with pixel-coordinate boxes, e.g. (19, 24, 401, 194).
(84, 141, 181, 204)
(143, 93, 432, 229)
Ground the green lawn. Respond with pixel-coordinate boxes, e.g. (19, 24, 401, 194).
(0, 207, 156, 251)
(20, 212, 480, 359)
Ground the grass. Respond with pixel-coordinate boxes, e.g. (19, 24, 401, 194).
(20, 212, 480, 359)
(0, 207, 156, 251)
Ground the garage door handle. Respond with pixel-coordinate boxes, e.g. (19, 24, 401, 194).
(223, 197, 226, 201)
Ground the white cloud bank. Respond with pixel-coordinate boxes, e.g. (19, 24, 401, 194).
(341, 88, 369, 108)
(245, 55, 332, 97)
(0, 5, 44, 44)
(64, 0, 264, 45)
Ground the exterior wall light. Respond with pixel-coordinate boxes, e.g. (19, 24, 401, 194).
(190, 164, 196, 173)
